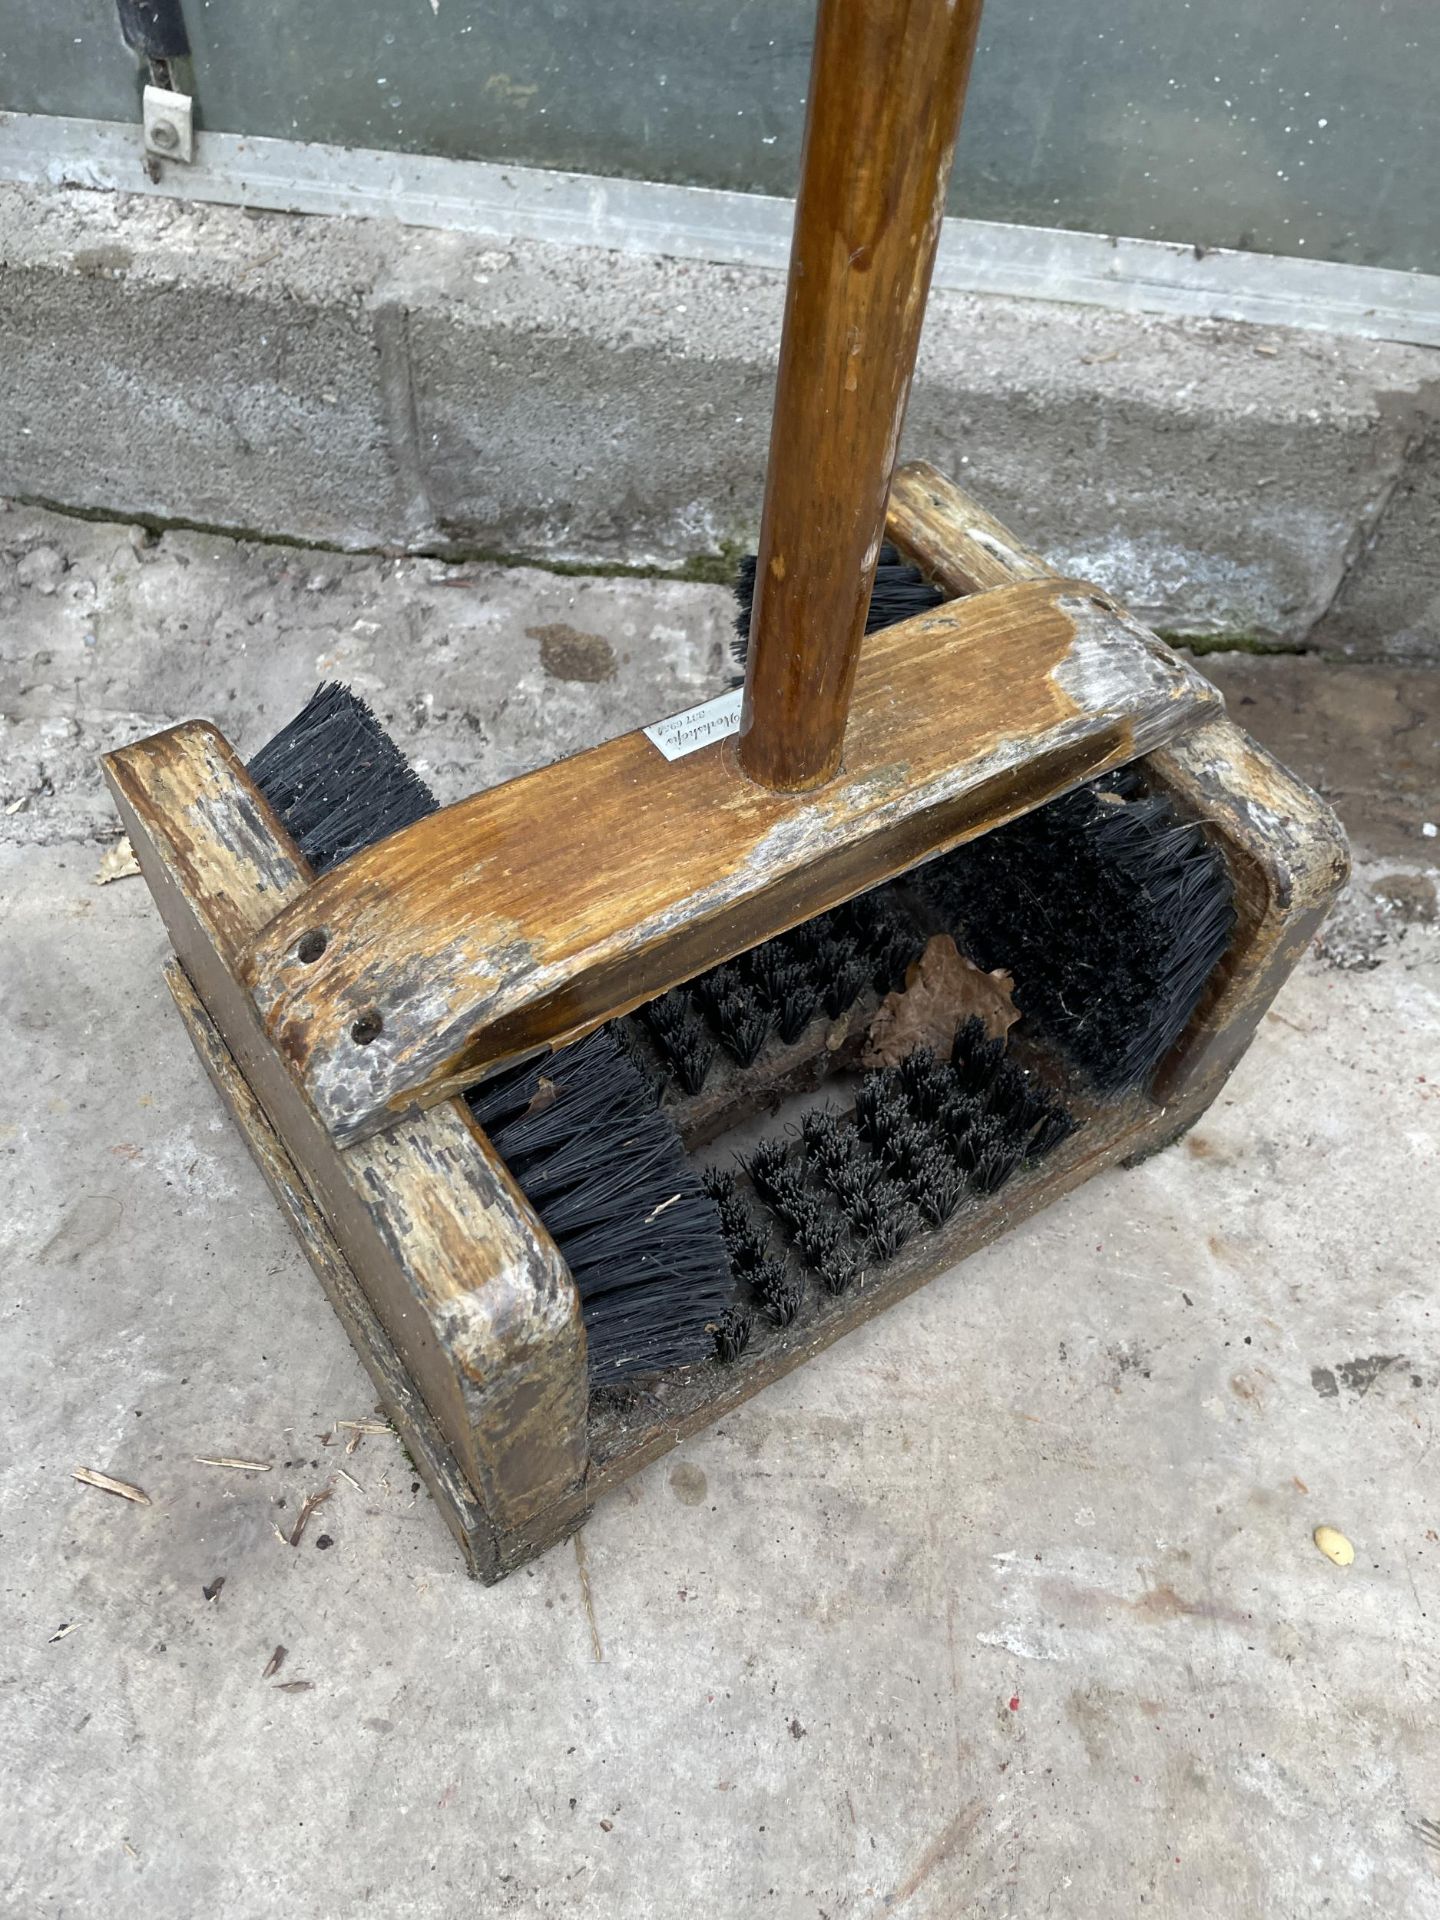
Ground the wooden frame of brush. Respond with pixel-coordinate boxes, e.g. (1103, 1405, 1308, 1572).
(102, 462, 1348, 1582)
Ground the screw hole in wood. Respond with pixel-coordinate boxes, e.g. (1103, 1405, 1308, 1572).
(351, 1009, 383, 1046)
(296, 930, 327, 964)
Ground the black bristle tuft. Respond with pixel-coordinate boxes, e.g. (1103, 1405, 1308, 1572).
(792, 1208, 845, 1272)
(949, 1109, 999, 1176)
(865, 1206, 916, 1261)
(897, 1047, 947, 1118)
(971, 1136, 1026, 1195)
(984, 1060, 1035, 1126)
(749, 1259, 801, 1327)
(802, 1112, 857, 1180)
(691, 963, 739, 1026)
(1027, 1103, 1079, 1159)
(247, 683, 438, 875)
(713, 990, 771, 1067)
(908, 1146, 966, 1226)
(639, 990, 716, 1095)
(817, 1247, 860, 1296)
(743, 1137, 794, 1209)
(712, 1306, 753, 1363)
(951, 1017, 1006, 1084)
(842, 1172, 911, 1241)
(725, 1216, 772, 1275)
(820, 951, 869, 1020)
(771, 964, 824, 1045)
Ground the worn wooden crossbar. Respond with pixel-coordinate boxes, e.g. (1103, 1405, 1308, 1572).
(240, 577, 1220, 1146)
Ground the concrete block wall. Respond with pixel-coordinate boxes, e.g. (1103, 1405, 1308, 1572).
(2, 180, 1437, 658)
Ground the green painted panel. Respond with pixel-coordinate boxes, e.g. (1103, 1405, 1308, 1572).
(2, 1, 1435, 273)
(0, 0, 143, 122)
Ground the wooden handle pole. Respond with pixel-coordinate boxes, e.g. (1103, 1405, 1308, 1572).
(738, 0, 985, 792)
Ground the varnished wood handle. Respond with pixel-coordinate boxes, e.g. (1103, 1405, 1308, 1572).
(739, 0, 986, 792)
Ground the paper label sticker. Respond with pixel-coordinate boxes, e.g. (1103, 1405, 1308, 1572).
(643, 688, 742, 762)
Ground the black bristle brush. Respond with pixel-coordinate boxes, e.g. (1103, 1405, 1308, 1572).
(247, 684, 439, 877)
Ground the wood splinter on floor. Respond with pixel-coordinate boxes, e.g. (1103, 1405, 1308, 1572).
(72, 1466, 150, 1505)
(332, 1419, 391, 1458)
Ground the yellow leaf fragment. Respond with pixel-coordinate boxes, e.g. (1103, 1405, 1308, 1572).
(1313, 1524, 1354, 1567)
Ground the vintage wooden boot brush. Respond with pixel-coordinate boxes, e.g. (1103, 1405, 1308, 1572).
(103, 0, 1347, 1579)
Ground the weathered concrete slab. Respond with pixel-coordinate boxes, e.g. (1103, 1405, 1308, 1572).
(1315, 424, 1440, 665)
(1, 504, 1438, 1916)
(3, 180, 1439, 657)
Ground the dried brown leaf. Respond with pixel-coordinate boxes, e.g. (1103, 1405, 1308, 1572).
(73, 1466, 151, 1505)
(274, 1679, 315, 1694)
(523, 1075, 558, 1118)
(261, 1645, 287, 1679)
(861, 934, 1019, 1070)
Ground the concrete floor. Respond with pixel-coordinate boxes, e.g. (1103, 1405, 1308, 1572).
(2, 502, 1438, 1919)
